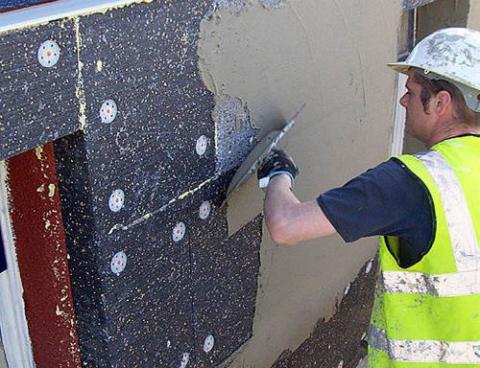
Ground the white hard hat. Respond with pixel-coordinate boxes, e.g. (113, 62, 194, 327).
(388, 28, 480, 112)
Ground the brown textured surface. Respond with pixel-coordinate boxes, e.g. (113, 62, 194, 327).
(7, 144, 81, 368)
(271, 257, 378, 368)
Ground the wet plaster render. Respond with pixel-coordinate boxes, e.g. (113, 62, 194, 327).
(198, 0, 402, 366)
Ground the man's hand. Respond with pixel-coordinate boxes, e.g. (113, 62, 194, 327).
(258, 149, 336, 245)
(257, 149, 299, 188)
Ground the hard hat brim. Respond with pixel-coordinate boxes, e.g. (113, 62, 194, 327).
(388, 61, 480, 92)
(387, 62, 411, 74)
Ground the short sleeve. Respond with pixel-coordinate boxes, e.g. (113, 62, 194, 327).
(317, 158, 433, 250)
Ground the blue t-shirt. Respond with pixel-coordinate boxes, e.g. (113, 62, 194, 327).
(317, 157, 434, 268)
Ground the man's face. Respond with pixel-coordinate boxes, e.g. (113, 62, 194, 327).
(400, 71, 434, 143)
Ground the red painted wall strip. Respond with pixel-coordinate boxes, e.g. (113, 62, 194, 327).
(7, 143, 81, 368)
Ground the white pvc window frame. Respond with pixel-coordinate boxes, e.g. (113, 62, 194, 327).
(0, 0, 144, 33)
(0, 161, 35, 368)
(391, 73, 407, 157)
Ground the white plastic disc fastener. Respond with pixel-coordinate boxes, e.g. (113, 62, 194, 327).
(100, 99, 118, 124)
(172, 222, 186, 242)
(199, 201, 212, 220)
(111, 251, 127, 276)
(109, 189, 125, 212)
(203, 334, 215, 353)
(38, 40, 60, 68)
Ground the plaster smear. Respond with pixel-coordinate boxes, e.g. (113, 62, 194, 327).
(213, 95, 257, 174)
(198, 0, 402, 366)
(214, 0, 286, 16)
(74, 18, 87, 131)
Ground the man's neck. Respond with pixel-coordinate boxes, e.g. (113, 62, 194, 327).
(426, 123, 480, 148)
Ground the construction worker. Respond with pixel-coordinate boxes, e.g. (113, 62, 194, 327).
(258, 27, 480, 366)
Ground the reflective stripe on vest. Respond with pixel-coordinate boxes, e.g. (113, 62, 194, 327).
(416, 150, 480, 272)
(369, 325, 480, 365)
(381, 150, 480, 297)
(381, 269, 480, 296)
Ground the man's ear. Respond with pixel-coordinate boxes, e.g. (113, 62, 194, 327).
(432, 90, 453, 115)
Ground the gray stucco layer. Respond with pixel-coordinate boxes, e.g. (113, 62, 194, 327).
(0, 20, 79, 160)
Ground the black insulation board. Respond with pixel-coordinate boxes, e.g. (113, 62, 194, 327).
(80, 1, 216, 234)
(0, 20, 79, 160)
(98, 199, 196, 367)
(6, 0, 263, 366)
(56, 134, 262, 367)
(54, 132, 111, 367)
(191, 213, 262, 367)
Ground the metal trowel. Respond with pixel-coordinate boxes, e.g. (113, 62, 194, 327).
(225, 103, 306, 200)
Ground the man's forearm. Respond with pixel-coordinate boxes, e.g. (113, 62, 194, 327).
(264, 175, 336, 245)
(264, 175, 300, 244)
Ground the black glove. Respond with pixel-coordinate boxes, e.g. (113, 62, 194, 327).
(257, 149, 299, 187)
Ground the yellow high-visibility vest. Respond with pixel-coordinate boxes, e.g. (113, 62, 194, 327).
(368, 136, 480, 367)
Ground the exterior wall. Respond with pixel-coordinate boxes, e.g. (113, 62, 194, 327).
(468, 0, 480, 29)
(0, 0, 406, 367)
(198, 1, 402, 367)
(417, 0, 470, 40)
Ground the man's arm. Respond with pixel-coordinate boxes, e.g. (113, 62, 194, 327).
(264, 174, 336, 245)
(260, 150, 434, 257)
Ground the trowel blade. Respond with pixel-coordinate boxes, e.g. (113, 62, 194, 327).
(225, 104, 305, 198)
